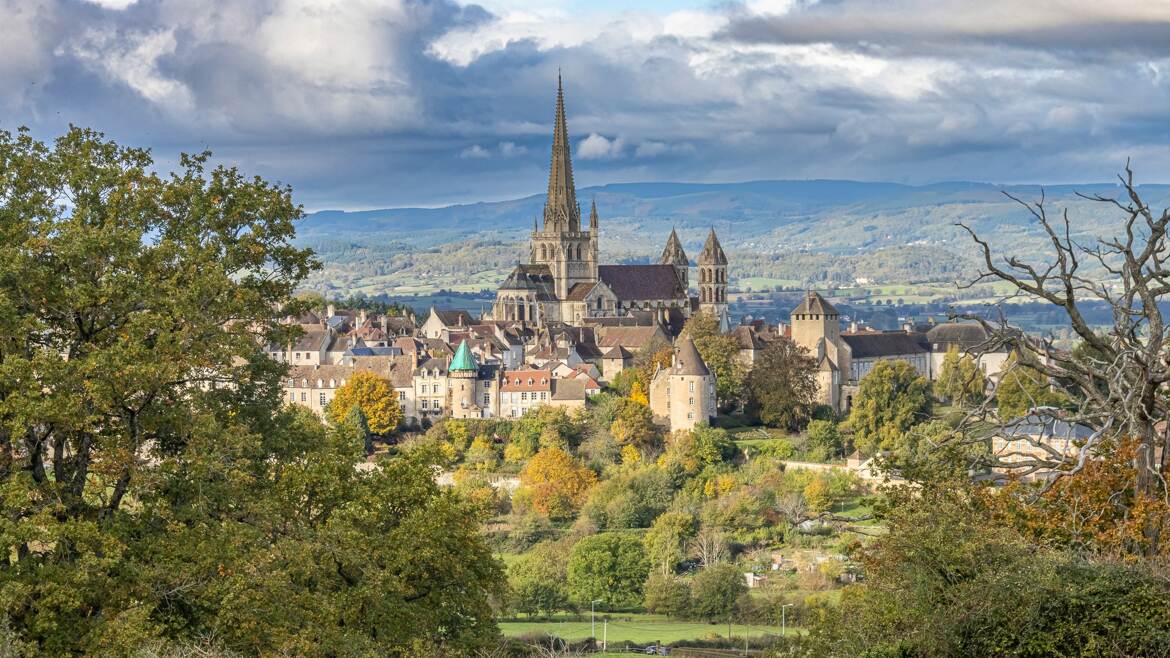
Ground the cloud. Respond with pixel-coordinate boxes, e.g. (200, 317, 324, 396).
(460, 144, 491, 158)
(635, 140, 694, 158)
(499, 141, 527, 156)
(6, 0, 1170, 210)
(577, 133, 625, 160)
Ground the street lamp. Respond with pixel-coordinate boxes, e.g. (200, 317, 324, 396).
(591, 600, 604, 642)
(781, 604, 794, 637)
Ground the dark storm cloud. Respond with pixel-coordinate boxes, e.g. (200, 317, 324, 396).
(4, 0, 1170, 209)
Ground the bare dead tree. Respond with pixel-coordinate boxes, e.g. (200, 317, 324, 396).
(954, 164, 1170, 551)
(689, 525, 729, 567)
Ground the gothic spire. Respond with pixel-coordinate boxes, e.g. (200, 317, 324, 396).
(589, 198, 599, 232)
(543, 73, 581, 233)
(661, 228, 688, 265)
(699, 228, 728, 265)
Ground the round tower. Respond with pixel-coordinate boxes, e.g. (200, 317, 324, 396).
(448, 340, 479, 418)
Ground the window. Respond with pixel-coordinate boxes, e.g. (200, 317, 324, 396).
(689, 397, 694, 406)
(301, 378, 307, 387)
(689, 381, 695, 392)
(422, 400, 429, 409)
(319, 393, 326, 406)
(289, 392, 295, 402)
(287, 378, 294, 387)
(687, 412, 694, 420)
(399, 391, 406, 400)
(528, 378, 534, 385)
(329, 378, 335, 387)
(541, 392, 547, 400)
(521, 392, 528, 401)
(483, 394, 490, 405)
(300, 392, 306, 402)
(484, 381, 491, 389)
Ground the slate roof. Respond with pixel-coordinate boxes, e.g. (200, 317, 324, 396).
(597, 326, 664, 350)
(730, 325, 767, 350)
(603, 345, 634, 360)
(433, 309, 475, 327)
(926, 322, 992, 349)
(414, 357, 449, 376)
(345, 346, 404, 357)
(841, 332, 929, 359)
(499, 264, 557, 300)
(792, 291, 838, 317)
(671, 337, 711, 376)
(598, 264, 688, 301)
(291, 328, 333, 352)
(551, 378, 587, 401)
(1001, 413, 1096, 441)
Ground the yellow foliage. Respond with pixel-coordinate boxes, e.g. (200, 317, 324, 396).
(504, 441, 533, 463)
(326, 371, 403, 435)
(628, 380, 649, 406)
(518, 447, 597, 520)
(703, 474, 735, 498)
(620, 444, 642, 465)
(803, 475, 833, 512)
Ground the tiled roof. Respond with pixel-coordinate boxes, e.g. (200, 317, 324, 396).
(501, 369, 552, 392)
(670, 337, 711, 376)
(433, 309, 475, 327)
(565, 282, 594, 301)
(291, 328, 333, 352)
(551, 378, 587, 401)
(730, 325, 766, 350)
(598, 264, 687, 302)
(597, 325, 663, 349)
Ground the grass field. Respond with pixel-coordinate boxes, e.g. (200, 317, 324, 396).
(499, 613, 794, 644)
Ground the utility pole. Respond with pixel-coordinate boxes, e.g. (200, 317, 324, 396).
(603, 619, 607, 652)
(781, 603, 794, 637)
(591, 599, 603, 643)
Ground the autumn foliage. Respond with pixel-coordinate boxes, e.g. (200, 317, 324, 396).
(326, 370, 403, 435)
(517, 447, 597, 520)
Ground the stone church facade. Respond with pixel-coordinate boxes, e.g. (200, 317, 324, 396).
(487, 76, 730, 331)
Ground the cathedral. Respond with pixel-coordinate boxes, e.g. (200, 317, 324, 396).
(487, 76, 730, 331)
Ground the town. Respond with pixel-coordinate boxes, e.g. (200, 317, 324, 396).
(4, 3, 1170, 656)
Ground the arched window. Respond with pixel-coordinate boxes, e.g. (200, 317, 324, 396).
(576, 244, 582, 260)
(540, 244, 547, 260)
(301, 378, 307, 387)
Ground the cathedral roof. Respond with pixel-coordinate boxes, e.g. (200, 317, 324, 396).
(543, 74, 581, 232)
(499, 264, 557, 300)
(598, 264, 688, 301)
(661, 228, 688, 266)
(565, 282, 594, 301)
(698, 228, 727, 265)
(671, 337, 711, 376)
(792, 290, 838, 317)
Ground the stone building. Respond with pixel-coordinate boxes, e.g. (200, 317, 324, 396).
(790, 291, 850, 412)
(649, 337, 717, 432)
(487, 76, 726, 327)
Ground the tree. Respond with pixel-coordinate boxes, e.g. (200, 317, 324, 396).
(958, 172, 1170, 554)
(689, 564, 747, 622)
(643, 511, 698, 575)
(0, 126, 503, 654)
(567, 533, 649, 608)
(689, 525, 729, 568)
(610, 399, 659, 450)
(745, 337, 818, 430)
(806, 419, 843, 460)
(681, 311, 746, 405)
(517, 447, 597, 520)
(345, 404, 374, 456)
(937, 345, 986, 407)
(995, 352, 1066, 419)
(642, 573, 692, 618)
(847, 360, 933, 454)
(509, 541, 574, 617)
(327, 370, 403, 435)
(628, 380, 649, 406)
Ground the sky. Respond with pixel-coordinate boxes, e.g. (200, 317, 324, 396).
(4, 0, 1170, 210)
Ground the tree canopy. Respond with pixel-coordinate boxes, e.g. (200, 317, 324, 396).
(326, 370, 403, 435)
(847, 360, 933, 455)
(745, 337, 819, 430)
(0, 128, 503, 655)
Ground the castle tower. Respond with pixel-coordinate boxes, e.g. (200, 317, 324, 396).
(661, 228, 689, 290)
(698, 228, 729, 331)
(448, 340, 480, 419)
(790, 291, 848, 411)
(529, 74, 598, 299)
(649, 336, 716, 432)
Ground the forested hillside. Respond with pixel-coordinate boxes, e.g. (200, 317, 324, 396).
(298, 179, 1170, 297)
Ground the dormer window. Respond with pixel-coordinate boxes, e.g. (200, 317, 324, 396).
(301, 378, 307, 387)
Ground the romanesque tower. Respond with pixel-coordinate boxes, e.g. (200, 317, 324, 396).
(698, 228, 729, 331)
(529, 74, 598, 299)
(448, 340, 480, 419)
(661, 228, 689, 290)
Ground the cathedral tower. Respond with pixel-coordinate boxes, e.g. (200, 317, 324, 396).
(661, 228, 688, 290)
(529, 74, 598, 299)
(698, 228, 729, 331)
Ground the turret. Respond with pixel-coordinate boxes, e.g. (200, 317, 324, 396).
(448, 340, 480, 418)
(697, 228, 729, 331)
(661, 228, 689, 290)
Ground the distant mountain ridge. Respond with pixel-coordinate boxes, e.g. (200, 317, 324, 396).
(296, 178, 1170, 298)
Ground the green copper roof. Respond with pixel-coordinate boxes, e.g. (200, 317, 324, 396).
(450, 340, 478, 371)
